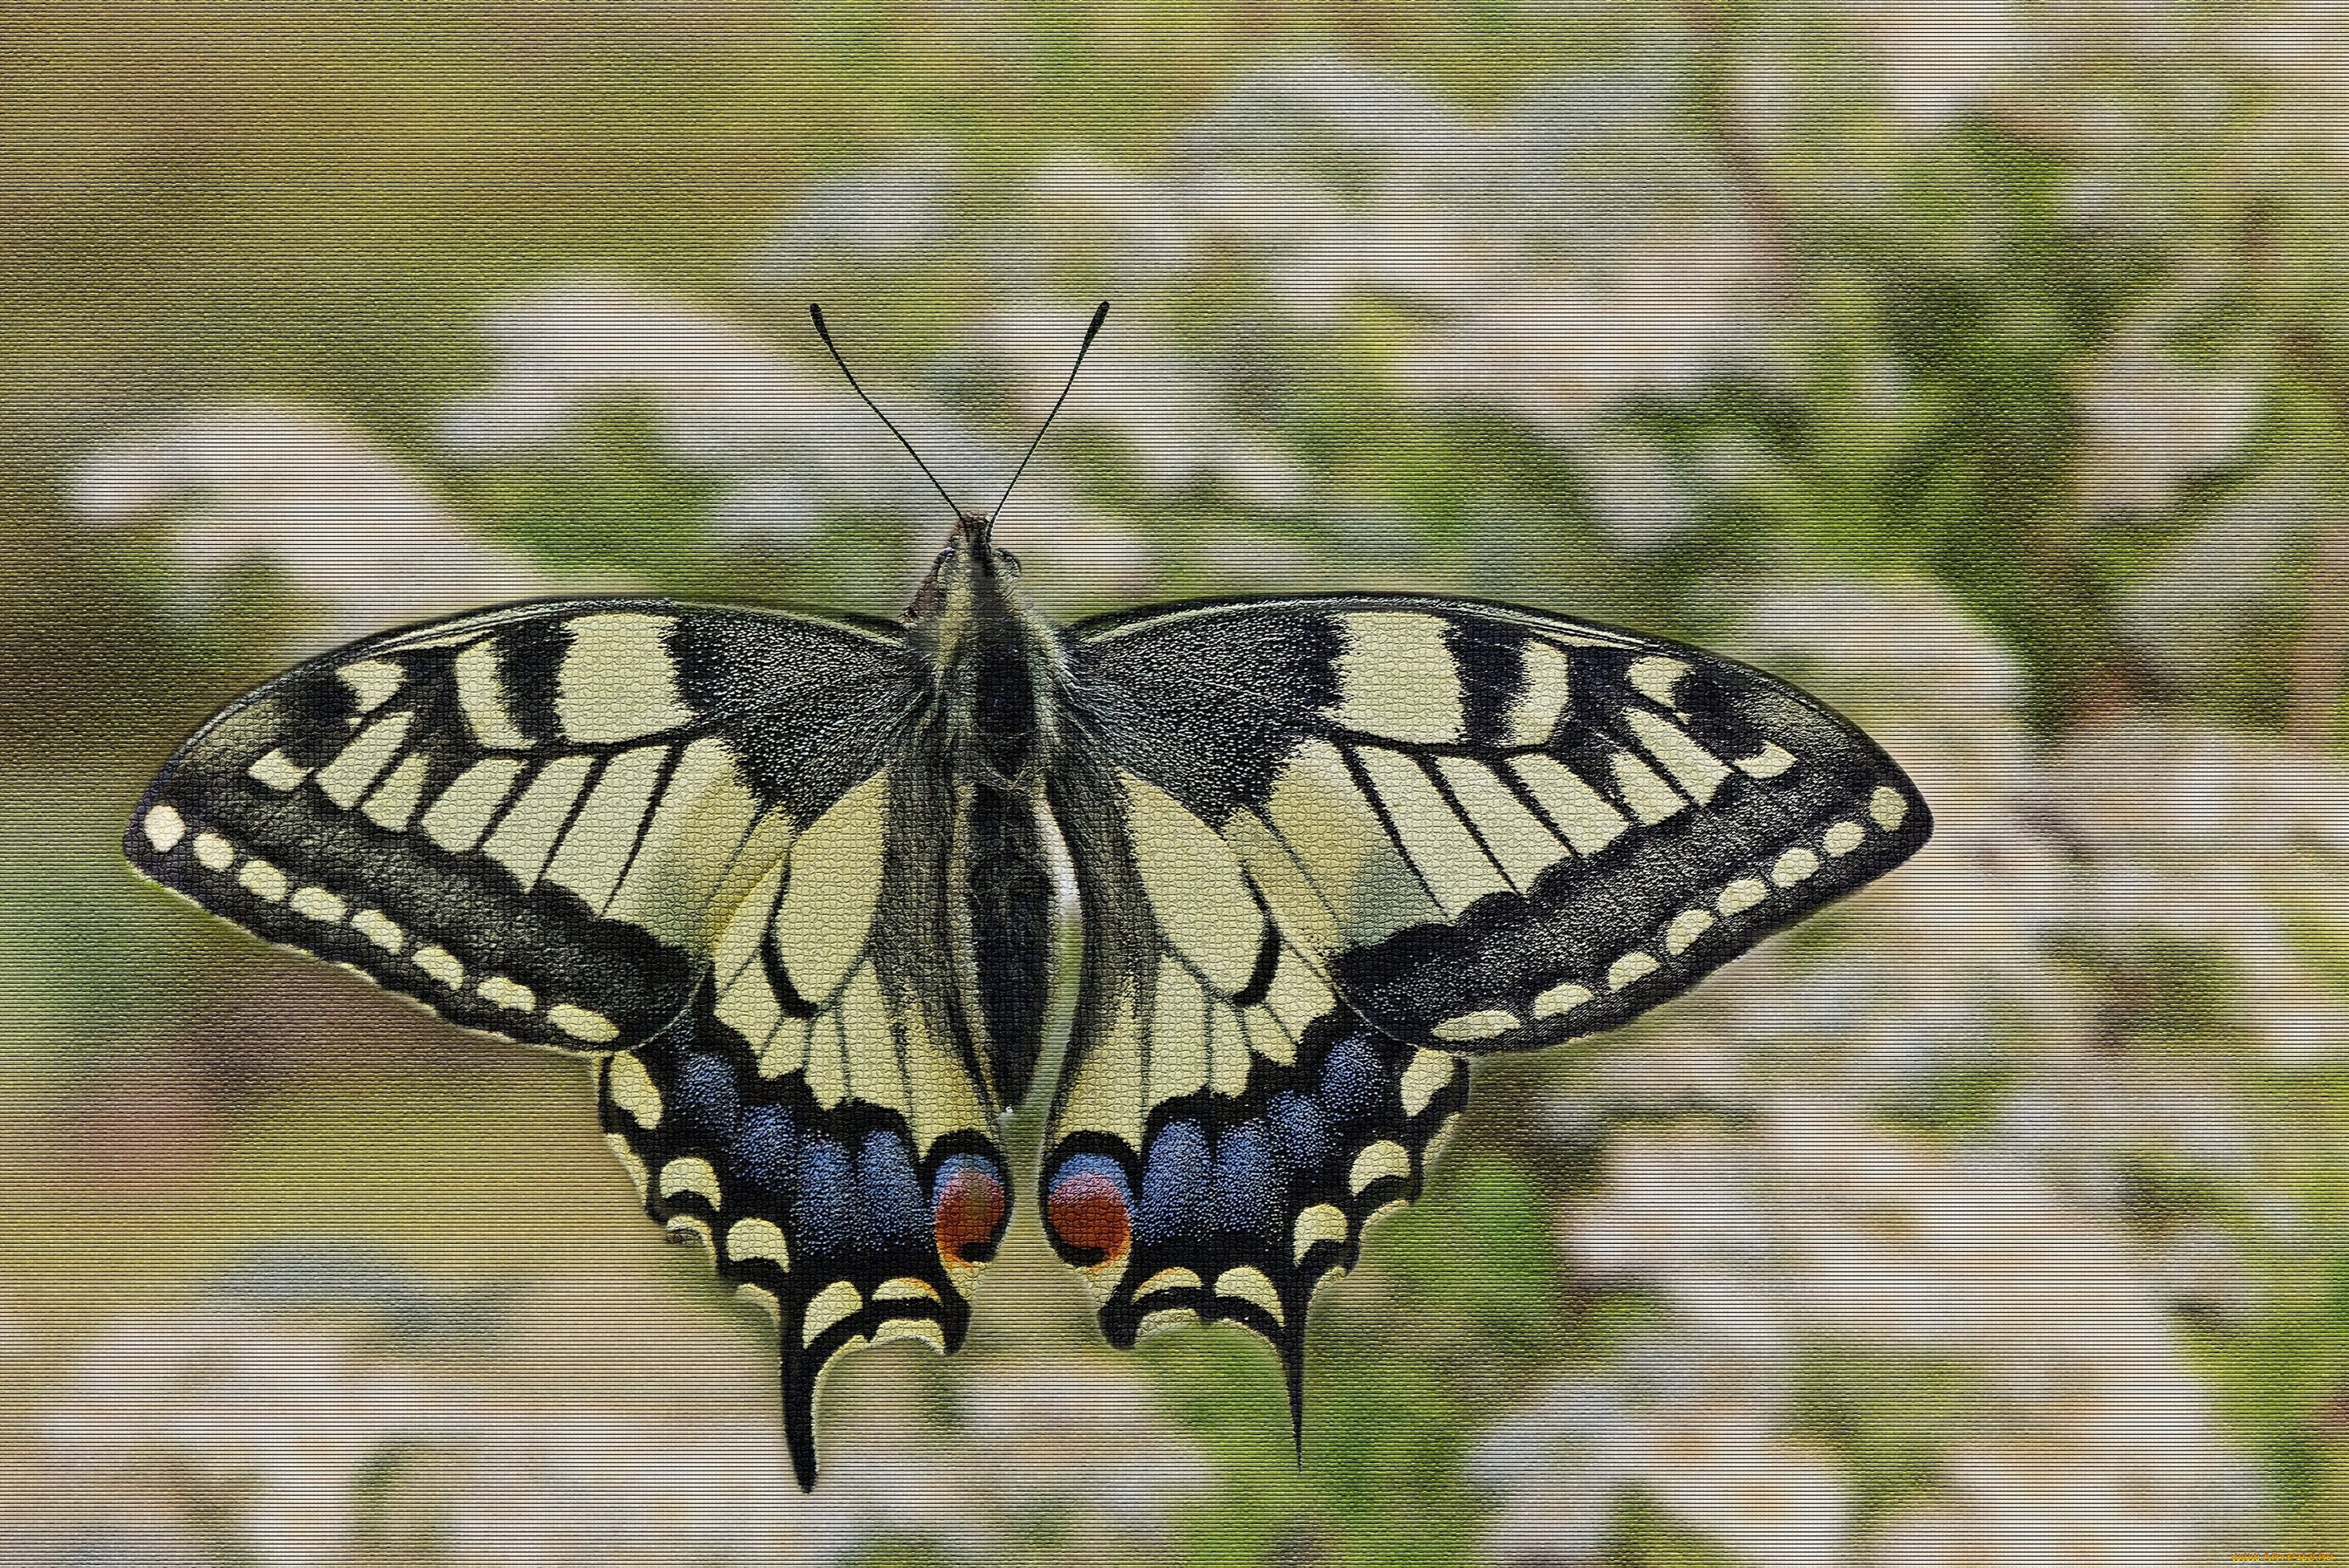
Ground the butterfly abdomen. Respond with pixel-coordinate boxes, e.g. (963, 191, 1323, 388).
(951, 778, 1058, 1111)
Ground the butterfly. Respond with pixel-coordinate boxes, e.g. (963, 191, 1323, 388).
(124, 304, 1932, 1488)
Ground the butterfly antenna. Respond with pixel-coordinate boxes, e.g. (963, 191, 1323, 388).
(808, 303, 965, 521)
(991, 300, 1110, 521)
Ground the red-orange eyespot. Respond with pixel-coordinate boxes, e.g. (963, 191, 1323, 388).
(1044, 1155, 1132, 1266)
(931, 1155, 1009, 1265)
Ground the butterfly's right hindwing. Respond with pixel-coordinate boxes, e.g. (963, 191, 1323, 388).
(1035, 745, 1474, 1427)
(126, 598, 920, 1052)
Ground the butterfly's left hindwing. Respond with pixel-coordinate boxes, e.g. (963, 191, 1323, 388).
(597, 752, 1026, 1490)
(597, 907, 1013, 1491)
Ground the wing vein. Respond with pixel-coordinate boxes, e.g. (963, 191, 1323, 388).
(598, 742, 690, 910)
(1332, 741, 1452, 914)
(534, 752, 612, 890)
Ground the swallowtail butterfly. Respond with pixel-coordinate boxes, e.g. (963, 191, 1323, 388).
(126, 305, 1931, 1487)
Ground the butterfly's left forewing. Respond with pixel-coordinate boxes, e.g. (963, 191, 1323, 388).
(127, 597, 1016, 1489)
(125, 598, 921, 1049)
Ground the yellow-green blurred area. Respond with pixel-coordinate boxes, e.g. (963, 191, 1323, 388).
(9, 5, 2349, 1564)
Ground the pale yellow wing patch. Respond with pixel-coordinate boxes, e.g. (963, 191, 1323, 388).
(702, 766, 990, 1159)
(1052, 765, 1336, 1147)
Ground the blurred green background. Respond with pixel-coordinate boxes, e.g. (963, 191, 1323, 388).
(6, 5, 2349, 1564)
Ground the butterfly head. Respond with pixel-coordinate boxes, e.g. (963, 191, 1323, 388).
(946, 509, 1016, 576)
(906, 508, 1025, 624)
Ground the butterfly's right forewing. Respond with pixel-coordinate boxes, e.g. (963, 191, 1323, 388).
(1065, 595, 1932, 1054)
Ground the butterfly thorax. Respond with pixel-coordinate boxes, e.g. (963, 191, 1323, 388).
(908, 511, 1069, 790)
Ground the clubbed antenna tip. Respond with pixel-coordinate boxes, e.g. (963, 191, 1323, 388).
(992, 301, 1111, 522)
(808, 302, 965, 521)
